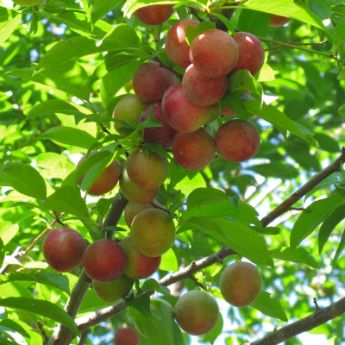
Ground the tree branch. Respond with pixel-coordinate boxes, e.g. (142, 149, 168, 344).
(75, 149, 345, 335)
(248, 297, 345, 345)
(47, 195, 127, 345)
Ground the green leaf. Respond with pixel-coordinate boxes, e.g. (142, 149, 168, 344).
(6, 270, 70, 294)
(332, 229, 345, 265)
(0, 238, 4, 268)
(160, 248, 178, 272)
(318, 203, 345, 253)
(141, 279, 170, 295)
(91, 0, 118, 22)
(252, 291, 288, 321)
(0, 163, 47, 199)
(257, 104, 315, 144)
(43, 185, 89, 219)
(243, 0, 326, 30)
(36, 153, 75, 180)
(41, 126, 96, 149)
(250, 162, 299, 179)
(315, 133, 340, 153)
(291, 195, 345, 248)
(185, 21, 215, 45)
(189, 218, 272, 266)
(237, 9, 269, 36)
(0, 297, 78, 335)
(100, 24, 140, 51)
(0, 222, 18, 246)
(0, 15, 21, 45)
(0, 319, 29, 339)
(271, 247, 319, 269)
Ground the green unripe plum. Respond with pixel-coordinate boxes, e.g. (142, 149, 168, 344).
(93, 276, 133, 302)
(162, 83, 211, 133)
(15, 0, 40, 6)
(82, 240, 127, 281)
(43, 227, 86, 272)
(220, 261, 262, 307)
(270, 15, 290, 27)
(190, 29, 239, 78)
(216, 119, 260, 163)
(182, 64, 227, 107)
(172, 129, 216, 170)
(133, 62, 176, 104)
(120, 237, 161, 279)
(131, 209, 175, 257)
(166, 19, 199, 68)
(134, 4, 173, 25)
(233, 32, 265, 76)
(175, 290, 219, 335)
(124, 202, 153, 227)
(119, 170, 157, 203)
(127, 150, 168, 190)
(112, 94, 145, 135)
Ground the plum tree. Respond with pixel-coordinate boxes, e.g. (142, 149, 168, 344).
(165, 19, 199, 68)
(119, 170, 157, 203)
(82, 240, 127, 281)
(270, 15, 290, 26)
(233, 32, 265, 75)
(216, 119, 260, 162)
(93, 276, 133, 302)
(120, 237, 161, 279)
(172, 129, 216, 169)
(131, 209, 175, 257)
(190, 29, 239, 78)
(162, 83, 212, 132)
(126, 150, 168, 190)
(79, 157, 121, 196)
(141, 103, 176, 148)
(134, 4, 173, 25)
(124, 202, 153, 227)
(114, 327, 139, 345)
(219, 261, 262, 307)
(112, 94, 145, 135)
(133, 62, 176, 104)
(174, 290, 219, 335)
(43, 227, 86, 272)
(14, 0, 41, 6)
(182, 64, 228, 106)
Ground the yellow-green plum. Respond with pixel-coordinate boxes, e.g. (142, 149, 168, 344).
(123, 202, 153, 227)
(131, 209, 175, 257)
(175, 290, 219, 335)
(120, 237, 161, 279)
(112, 94, 145, 135)
(93, 276, 133, 302)
(126, 150, 168, 190)
(220, 261, 262, 307)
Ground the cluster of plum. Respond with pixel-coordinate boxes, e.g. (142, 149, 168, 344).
(40, 4, 291, 344)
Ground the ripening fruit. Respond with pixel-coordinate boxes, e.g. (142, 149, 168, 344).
(233, 32, 265, 75)
(219, 261, 262, 307)
(190, 29, 239, 78)
(182, 64, 228, 107)
(43, 227, 86, 272)
(162, 83, 211, 133)
(134, 4, 173, 25)
(114, 327, 139, 345)
(93, 276, 133, 302)
(79, 157, 121, 196)
(175, 291, 219, 335)
(82, 240, 126, 281)
(126, 150, 168, 190)
(112, 94, 145, 135)
(141, 103, 176, 148)
(119, 170, 157, 204)
(270, 15, 290, 27)
(166, 19, 199, 68)
(216, 120, 260, 162)
(124, 202, 153, 227)
(133, 62, 176, 104)
(172, 129, 216, 169)
(131, 209, 175, 257)
(120, 237, 161, 279)
(14, 0, 40, 6)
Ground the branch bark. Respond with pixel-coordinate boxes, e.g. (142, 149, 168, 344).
(75, 149, 345, 338)
(47, 195, 127, 345)
(248, 297, 345, 345)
